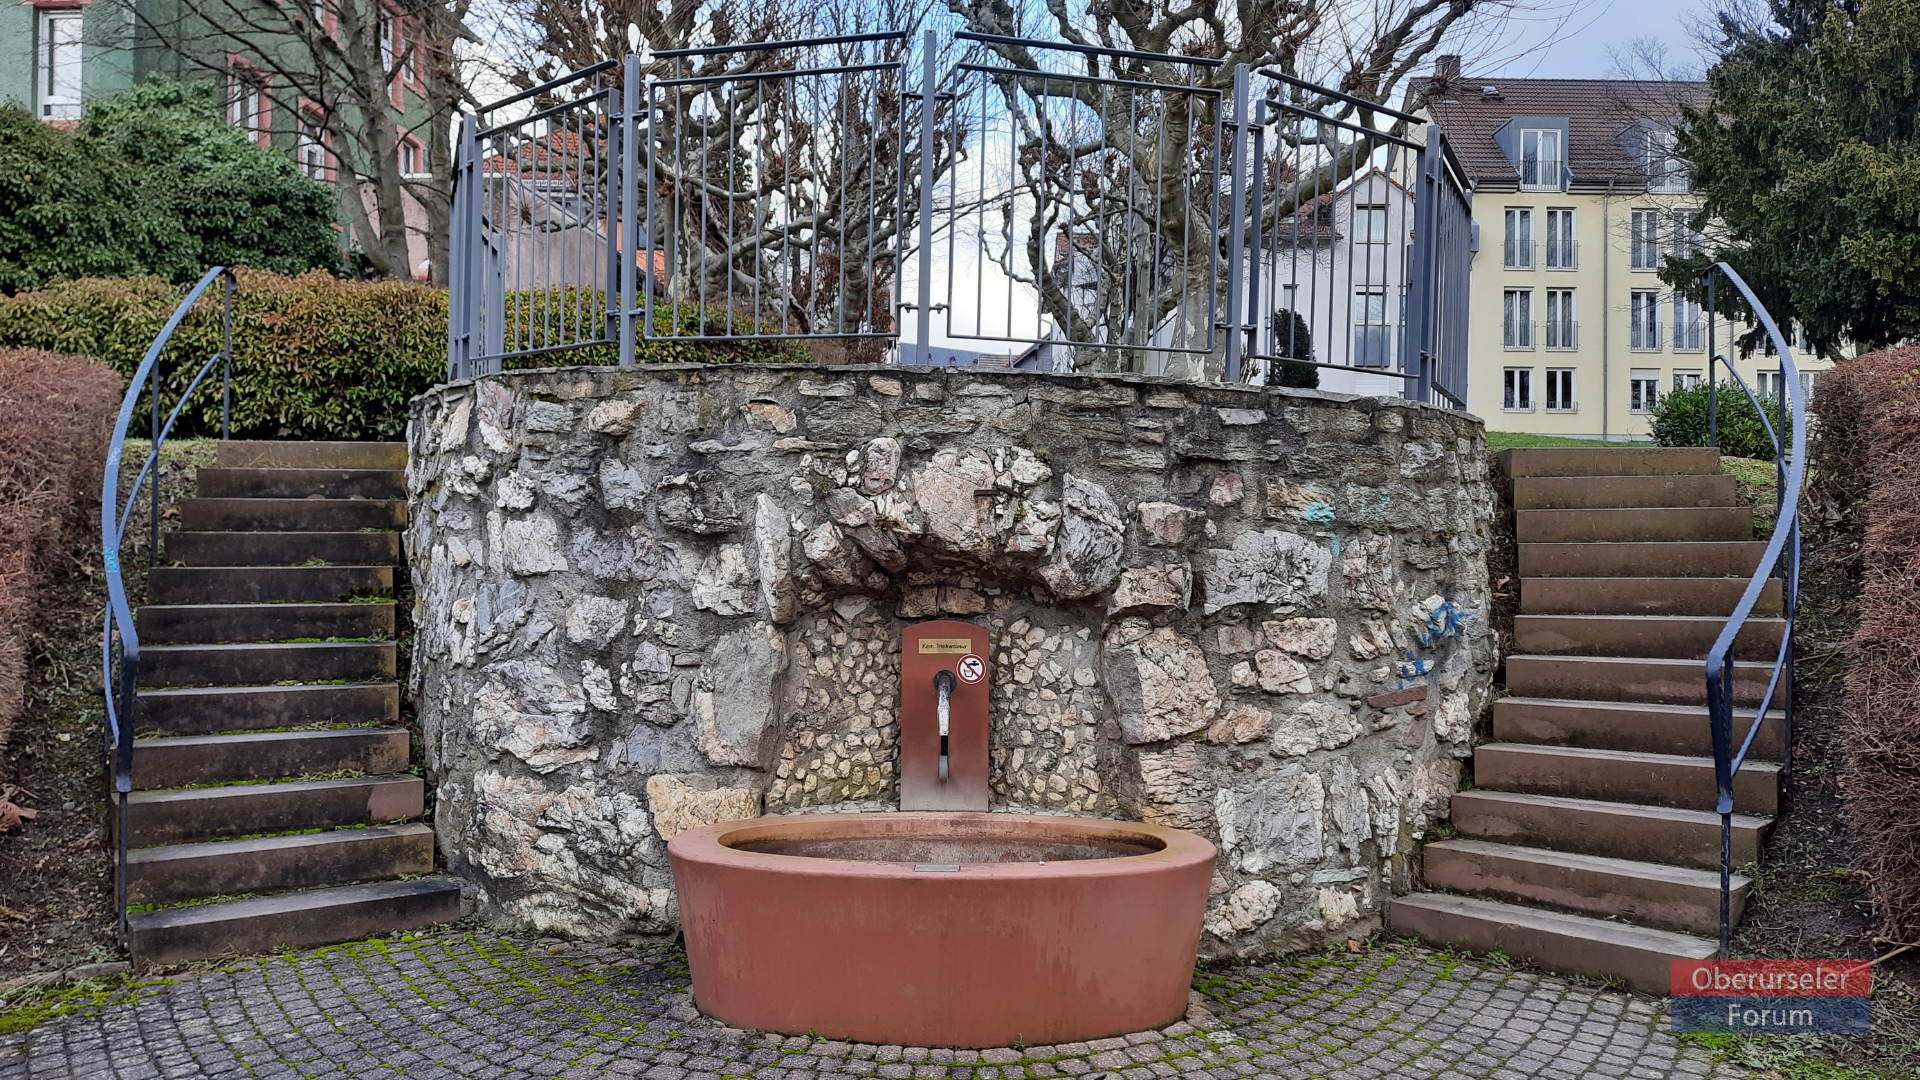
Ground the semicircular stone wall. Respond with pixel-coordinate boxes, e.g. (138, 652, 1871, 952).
(406, 363, 1496, 955)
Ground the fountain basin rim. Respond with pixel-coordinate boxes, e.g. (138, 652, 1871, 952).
(668, 810, 1216, 878)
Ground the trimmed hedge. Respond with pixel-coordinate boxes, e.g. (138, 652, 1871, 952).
(0, 350, 120, 753)
(0, 270, 808, 441)
(1821, 347, 1920, 944)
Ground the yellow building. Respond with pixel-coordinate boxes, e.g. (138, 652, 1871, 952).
(1413, 62, 1832, 439)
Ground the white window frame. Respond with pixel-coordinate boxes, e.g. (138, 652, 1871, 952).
(1545, 208, 1576, 269)
(1757, 370, 1788, 405)
(1672, 369, 1703, 392)
(1352, 204, 1388, 244)
(1503, 367, 1534, 412)
(1504, 207, 1533, 269)
(1545, 289, 1576, 351)
(1670, 211, 1701, 260)
(1504, 289, 1534, 350)
(1630, 368, 1662, 413)
(1647, 129, 1688, 193)
(297, 110, 329, 180)
(1544, 368, 1576, 413)
(1519, 128, 1563, 191)
(1673, 295, 1703, 352)
(229, 69, 267, 141)
(1630, 210, 1663, 271)
(1352, 288, 1390, 368)
(37, 10, 83, 121)
(1630, 290, 1662, 351)
(399, 135, 427, 178)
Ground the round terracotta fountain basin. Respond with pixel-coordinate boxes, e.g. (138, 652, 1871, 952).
(667, 811, 1216, 1048)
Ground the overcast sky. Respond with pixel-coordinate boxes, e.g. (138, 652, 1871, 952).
(1474, 0, 1717, 80)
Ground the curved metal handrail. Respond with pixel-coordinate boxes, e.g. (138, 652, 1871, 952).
(1700, 261, 1805, 960)
(100, 266, 235, 941)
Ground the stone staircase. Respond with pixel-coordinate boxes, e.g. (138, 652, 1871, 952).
(123, 440, 461, 965)
(1390, 447, 1784, 995)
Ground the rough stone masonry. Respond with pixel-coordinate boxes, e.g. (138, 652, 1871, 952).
(405, 363, 1497, 957)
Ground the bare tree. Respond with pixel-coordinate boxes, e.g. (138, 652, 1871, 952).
(109, 0, 476, 280)
(942, 0, 1534, 376)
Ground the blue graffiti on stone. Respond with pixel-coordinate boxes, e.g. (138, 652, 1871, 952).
(1419, 599, 1475, 647)
(1302, 501, 1336, 524)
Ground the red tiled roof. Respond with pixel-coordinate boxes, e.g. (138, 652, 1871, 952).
(1408, 76, 1707, 192)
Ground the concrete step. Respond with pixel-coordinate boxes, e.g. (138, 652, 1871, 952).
(126, 876, 461, 967)
(167, 531, 402, 567)
(125, 775, 424, 846)
(136, 683, 398, 736)
(1512, 474, 1737, 510)
(1518, 542, 1768, 579)
(1520, 577, 1782, 617)
(181, 498, 406, 532)
(127, 824, 435, 906)
(147, 565, 392, 604)
(215, 441, 408, 471)
(132, 728, 410, 789)
(1516, 507, 1753, 544)
(1497, 447, 1722, 478)
(1451, 789, 1771, 871)
(1513, 614, 1784, 660)
(138, 641, 395, 688)
(138, 603, 395, 645)
(1474, 743, 1780, 815)
(1421, 839, 1749, 936)
(197, 467, 404, 501)
(1387, 892, 1715, 996)
(1492, 697, 1786, 760)
(1505, 654, 1776, 707)
(138, 640, 394, 688)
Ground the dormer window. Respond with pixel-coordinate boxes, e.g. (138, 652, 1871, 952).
(1647, 129, 1688, 193)
(1520, 129, 1562, 191)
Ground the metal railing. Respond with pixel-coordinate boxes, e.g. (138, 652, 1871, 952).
(446, 24, 1473, 408)
(1703, 261, 1804, 958)
(101, 266, 235, 940)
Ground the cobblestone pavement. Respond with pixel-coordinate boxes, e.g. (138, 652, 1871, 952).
(1, 931, 1743, 1079)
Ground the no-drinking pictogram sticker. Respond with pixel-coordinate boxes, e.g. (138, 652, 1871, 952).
(956, 654, 985, 684)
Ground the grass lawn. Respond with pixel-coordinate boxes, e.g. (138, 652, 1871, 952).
(1484, 432, 1621, 449)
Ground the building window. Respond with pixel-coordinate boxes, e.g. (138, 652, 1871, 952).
(1545, 208, 1576, 269)
(396, 18, 414, 83)
(1673, 369, 1702, 392)
(1352, 289, 1389, 367)
(229, 69, 269, 147)
(1630, 368, 1661, 413)
(1631, 210, 1662, 270)
(1352, 205, 1387, 243)
(1630, 289, 1662, 350)
(37, 11, 83, 120)
(1504, 289, 1534, 349)
(1647, 129, 1688, 193)
(1545, 289, 1575, 350)
(1544, 368, 1575, 412)
(1800, 370, 1816, 403)
(1670, 212, 1701, 260)
(1673, 296, 1703, 351)
(1504, 208, 1533, 268)
(399, 135, 425, 177)
(380, 13, 395, 75)
(1519, 128, 1563, 191)
(297, 110, 329, 180)
(1504, 367, 1534, 411)
(1757, 370, 1787, 405)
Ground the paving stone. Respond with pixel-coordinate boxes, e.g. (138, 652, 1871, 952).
(0, 934, 1747, 1080)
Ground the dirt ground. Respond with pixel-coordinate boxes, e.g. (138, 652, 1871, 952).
(0, 441, 213, 977)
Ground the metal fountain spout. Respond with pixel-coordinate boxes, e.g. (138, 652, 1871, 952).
(933, 669, 956, 781)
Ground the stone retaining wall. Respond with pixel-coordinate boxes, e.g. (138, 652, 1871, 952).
(405, 363, 1496, 955)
